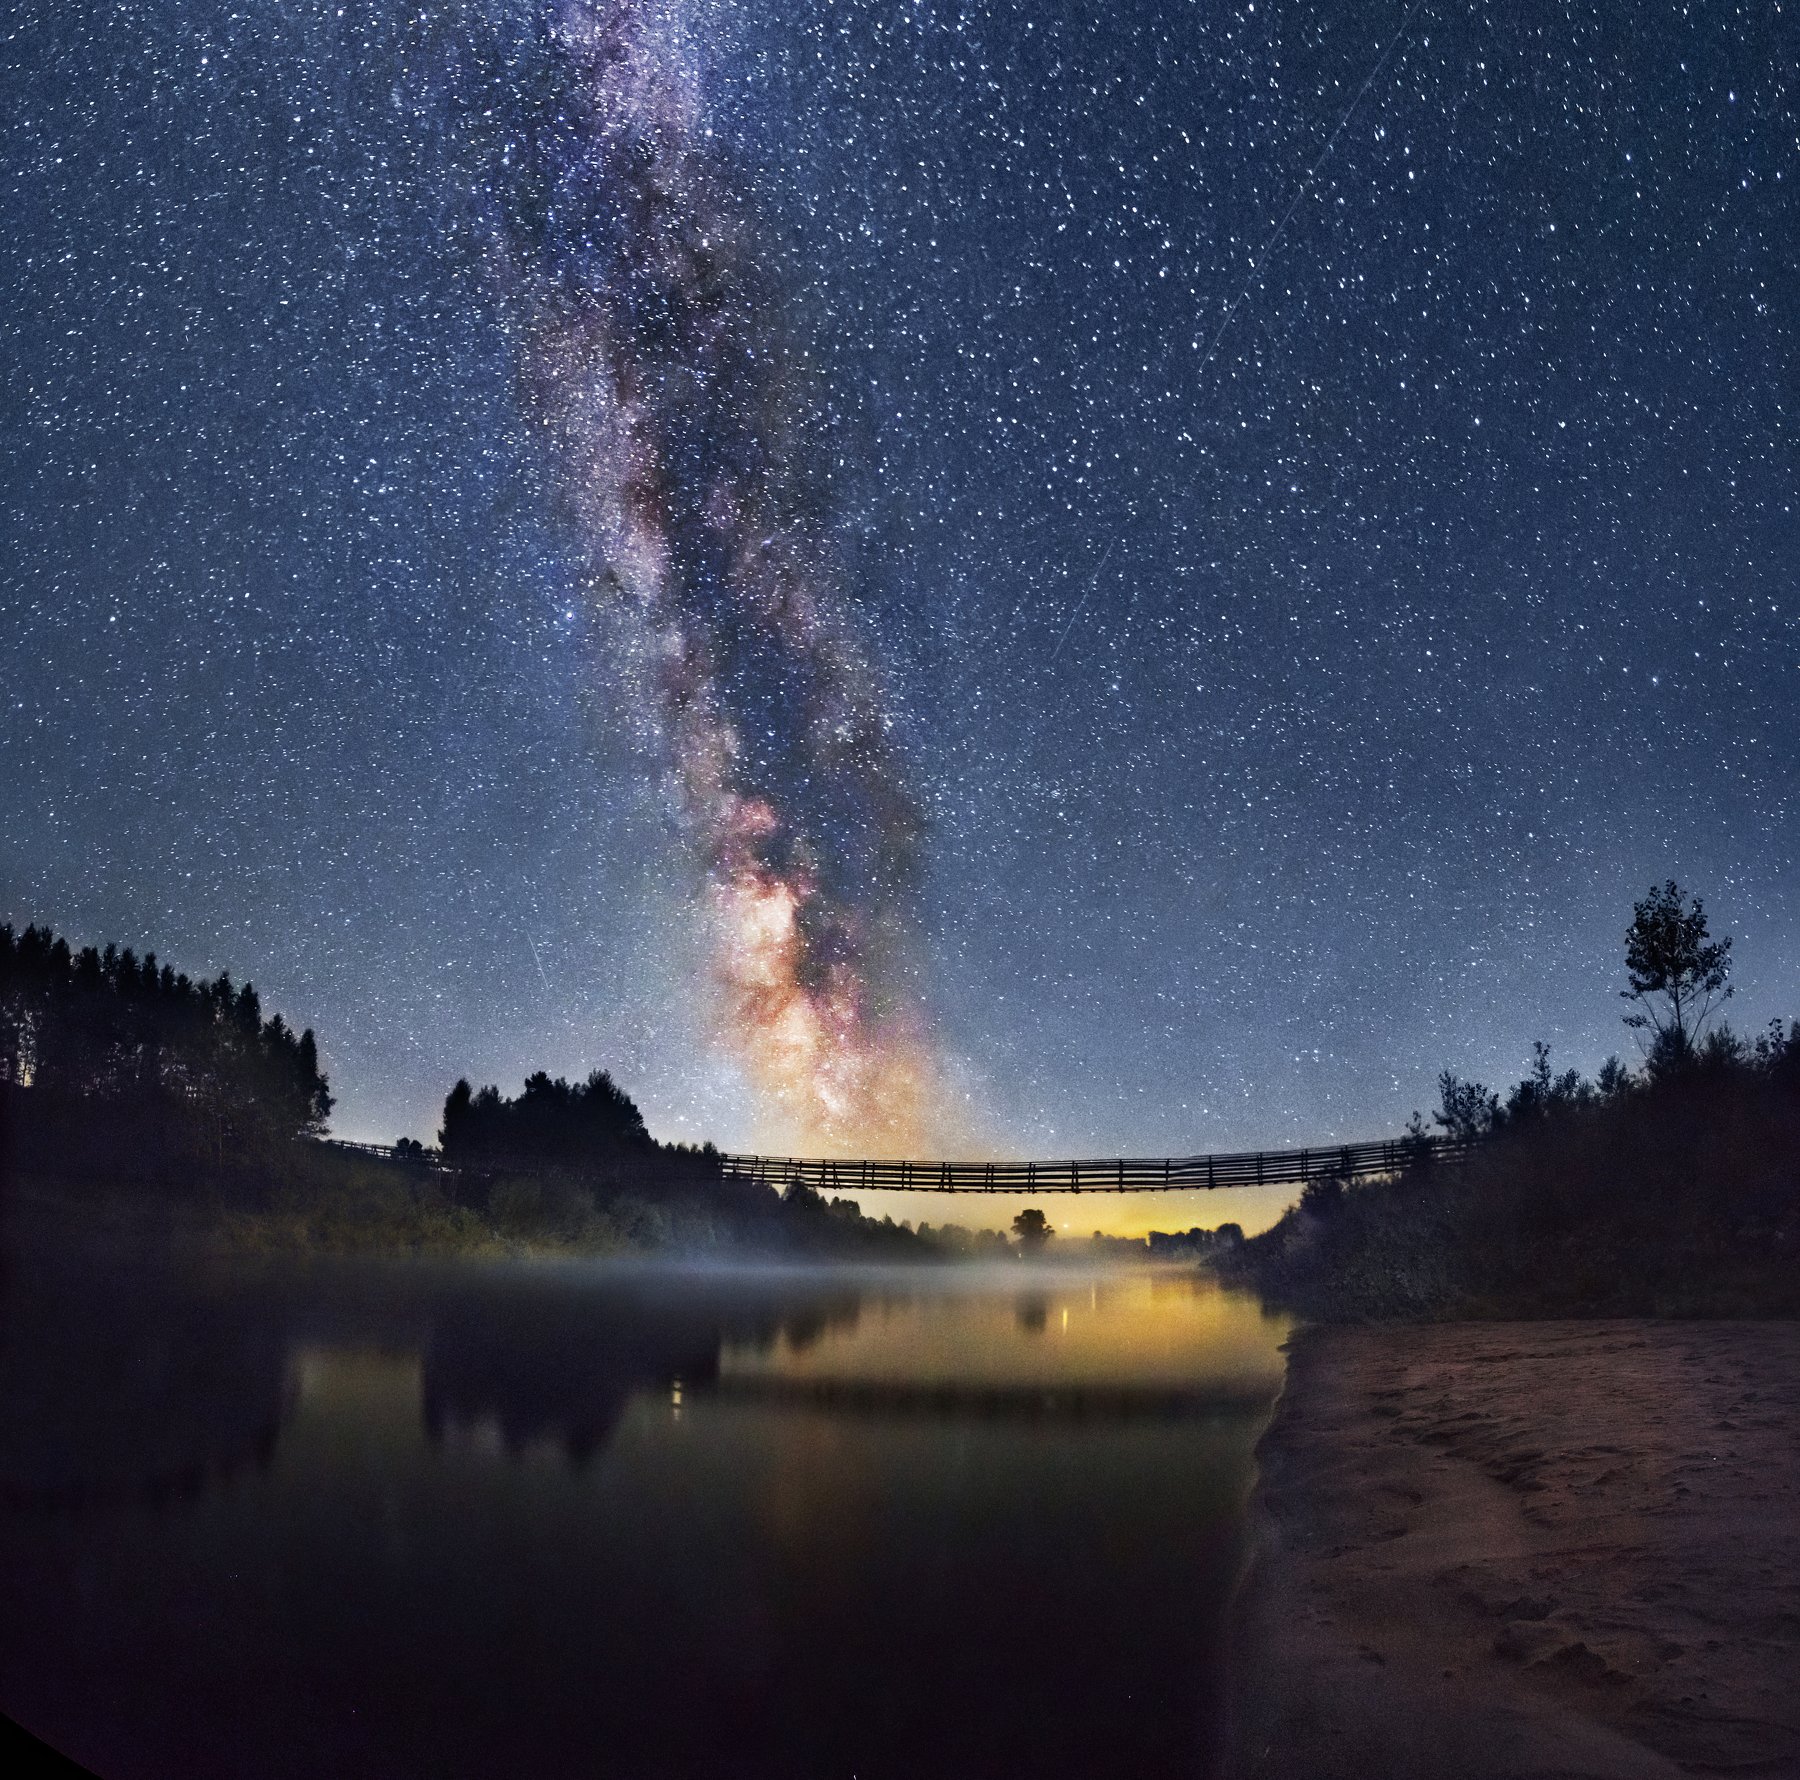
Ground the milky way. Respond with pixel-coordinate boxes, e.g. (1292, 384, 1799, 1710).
(487, 0, 936, 1155)
(2, 2, 1796, 1226)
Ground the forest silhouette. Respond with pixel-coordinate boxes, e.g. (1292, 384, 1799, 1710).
(1224, 885, 1800, 1317)
(4, 884, 1797, 1298)
(0, 923, 331, 1192)
(439, 1070, 652, 1166)
(0, 921, 926, 1259)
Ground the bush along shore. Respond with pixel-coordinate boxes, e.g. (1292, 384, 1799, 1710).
(1221, 884, 1800, 1320)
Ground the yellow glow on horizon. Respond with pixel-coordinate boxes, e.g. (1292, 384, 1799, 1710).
(807, 1182, 1306, 1241)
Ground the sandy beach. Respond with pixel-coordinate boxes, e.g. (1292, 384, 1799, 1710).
(1226, 1321, 1800, 1779)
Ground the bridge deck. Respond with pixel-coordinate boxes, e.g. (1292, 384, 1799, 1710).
(716, 1136, 1451, 1193)
(324, 1134, 1457, 1192)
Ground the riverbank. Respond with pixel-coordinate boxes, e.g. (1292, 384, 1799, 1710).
(1225, 1321, 1800, 1779)
(0, 1166, 941, 1264)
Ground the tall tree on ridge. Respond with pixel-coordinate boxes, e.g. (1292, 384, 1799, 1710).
(1621, 881, 1732, 1071)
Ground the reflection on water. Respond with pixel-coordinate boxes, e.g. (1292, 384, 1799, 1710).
(0, 1257, 1288, 1780)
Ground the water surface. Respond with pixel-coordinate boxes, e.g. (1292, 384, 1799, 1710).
(0, 1257, 1289, 1779)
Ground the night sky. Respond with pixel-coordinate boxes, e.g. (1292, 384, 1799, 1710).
(4, 2, 1796, 1230)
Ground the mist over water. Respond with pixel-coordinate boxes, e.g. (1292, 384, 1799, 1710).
(0, 1256, 1289, 1779)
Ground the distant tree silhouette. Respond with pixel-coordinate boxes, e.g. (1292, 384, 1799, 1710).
(1433, 1072, 1500, 1143)
(1011, 1206, 1052, 1252)
(438, 1068, 653, 1168)
(1503, 1041, 1592, 1123)
(0, 921, 333, 1188)
(1622, 881, 1732, 1072)
(1424, 1044, 1611, 1148)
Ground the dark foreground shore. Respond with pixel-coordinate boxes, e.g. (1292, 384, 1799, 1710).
(1225, 1322, 1800, 1779)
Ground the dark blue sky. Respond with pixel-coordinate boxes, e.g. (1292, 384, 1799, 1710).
(4, 0, 1796, 1172)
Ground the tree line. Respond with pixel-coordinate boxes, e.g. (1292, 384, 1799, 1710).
(438, 1069, 654, 1166)
(0, 923, 333, 1191)
(1416, 881, 1775, 1148)
(0, 916, 936, 1257)
(1232, 883, 1800, 1317)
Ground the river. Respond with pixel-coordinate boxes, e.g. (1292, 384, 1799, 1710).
(0, 1256, 1290, 1779)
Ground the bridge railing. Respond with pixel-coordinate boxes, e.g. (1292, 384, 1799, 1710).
(316, 1134, 1466, 1192)
(323, 1138, 426, 1163)
(713, 1136, 1465, 1194)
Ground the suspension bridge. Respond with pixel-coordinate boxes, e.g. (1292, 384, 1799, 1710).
(714, 1135, 1453, 1193)
(327, 1133, 1460, 1193)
